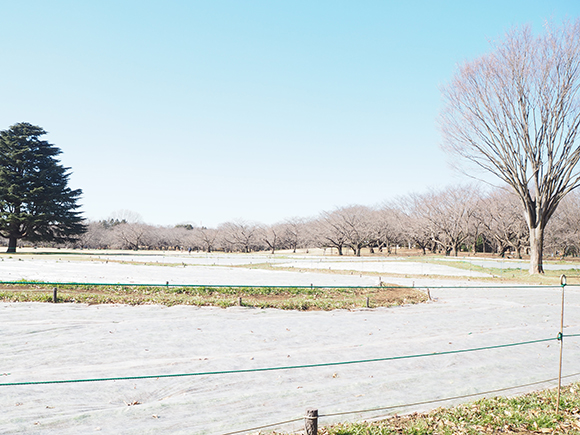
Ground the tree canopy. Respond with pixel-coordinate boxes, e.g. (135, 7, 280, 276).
(440, 20, 580, 274)
(0, 122, 86, 252)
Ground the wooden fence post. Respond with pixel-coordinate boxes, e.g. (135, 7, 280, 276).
(305, 408, 318, 435)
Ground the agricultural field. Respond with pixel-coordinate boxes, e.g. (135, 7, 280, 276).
(1, 249, 580, 434)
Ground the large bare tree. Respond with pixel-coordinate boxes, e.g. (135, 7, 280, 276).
(440, 21, 580, 273)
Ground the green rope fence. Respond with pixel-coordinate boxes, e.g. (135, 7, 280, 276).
(0, 335, 564, 387)
(0, 280, 576, 289)
(0, 281, 381, 289)
(2, 278, 578, 434)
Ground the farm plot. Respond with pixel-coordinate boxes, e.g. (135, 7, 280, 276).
(1, 252, 580, 434)
(0, 255, 380, 287)
(0, 251, 498, 286)
(2, 285, 580, 435)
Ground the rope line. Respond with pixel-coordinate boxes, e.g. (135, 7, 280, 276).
(220, 417, 304, 435)
(0, 280, 575, 290)
(0, 336, 560, 387)
(223, 372, 580, 435)
(319, 371, 580, 418)
(0, 281, 387, 289)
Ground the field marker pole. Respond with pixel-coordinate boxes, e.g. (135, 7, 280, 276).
(557, 274, 566, 413)
(52, 288, 57, 303)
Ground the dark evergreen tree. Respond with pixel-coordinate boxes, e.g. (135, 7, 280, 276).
(0, 123, 86, 252)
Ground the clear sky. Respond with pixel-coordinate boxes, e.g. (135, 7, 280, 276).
(1, 1, 579, 227)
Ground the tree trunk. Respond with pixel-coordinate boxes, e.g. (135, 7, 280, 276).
(431, 241, 438, 254)
(529, 226, 544, 274)
(337, 245, 343, 256)
(7, 236, 17, 253)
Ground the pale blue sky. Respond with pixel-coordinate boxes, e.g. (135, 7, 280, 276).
(1, 1, 579, 226)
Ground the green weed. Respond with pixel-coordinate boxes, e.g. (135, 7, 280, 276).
(313, 383, 580, 435)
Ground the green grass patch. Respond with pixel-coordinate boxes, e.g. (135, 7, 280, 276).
(405, 255, 580, 286)
(0, 283, 427, 310)
(309, 383, 580, 434)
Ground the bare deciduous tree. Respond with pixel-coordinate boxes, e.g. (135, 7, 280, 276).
(219, 221, 261, 253)
(79, 221, 114, 249)
(112, 222, 151, 250)
(109, 209, 143, 224)
(372, 206, 403, 254)
(441, 21, 580, 273)
(195, 227, 218, 253)
(317, 209, 349, 255)
(476, 188, 528, 258)
(281, 217, 310, 253)
(414, 186, 478, 256)
(397, 195, 432, 255)
(317, 206, 376, 256)
(546, 189, 580, 257)
(260, 223, 283, 254)
(339, 206, 376, 256)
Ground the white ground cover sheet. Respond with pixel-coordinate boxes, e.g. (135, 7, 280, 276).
(2, 253, 580, 434)
(274, 260, 492, 278)
(0, 257, 379, 287)
(102, 254, 292, 266)
(0, 253, 495, 286)
(2, 285, 580, 435)
(438, 257, 580, 271)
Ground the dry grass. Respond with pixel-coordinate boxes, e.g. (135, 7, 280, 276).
(0, 283, 428, 310)
(274, 383, 580, 434)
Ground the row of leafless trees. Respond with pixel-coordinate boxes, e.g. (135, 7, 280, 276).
(47, 186, 580, 258)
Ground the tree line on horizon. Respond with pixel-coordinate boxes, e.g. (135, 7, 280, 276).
(20, 184, 580, 260)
